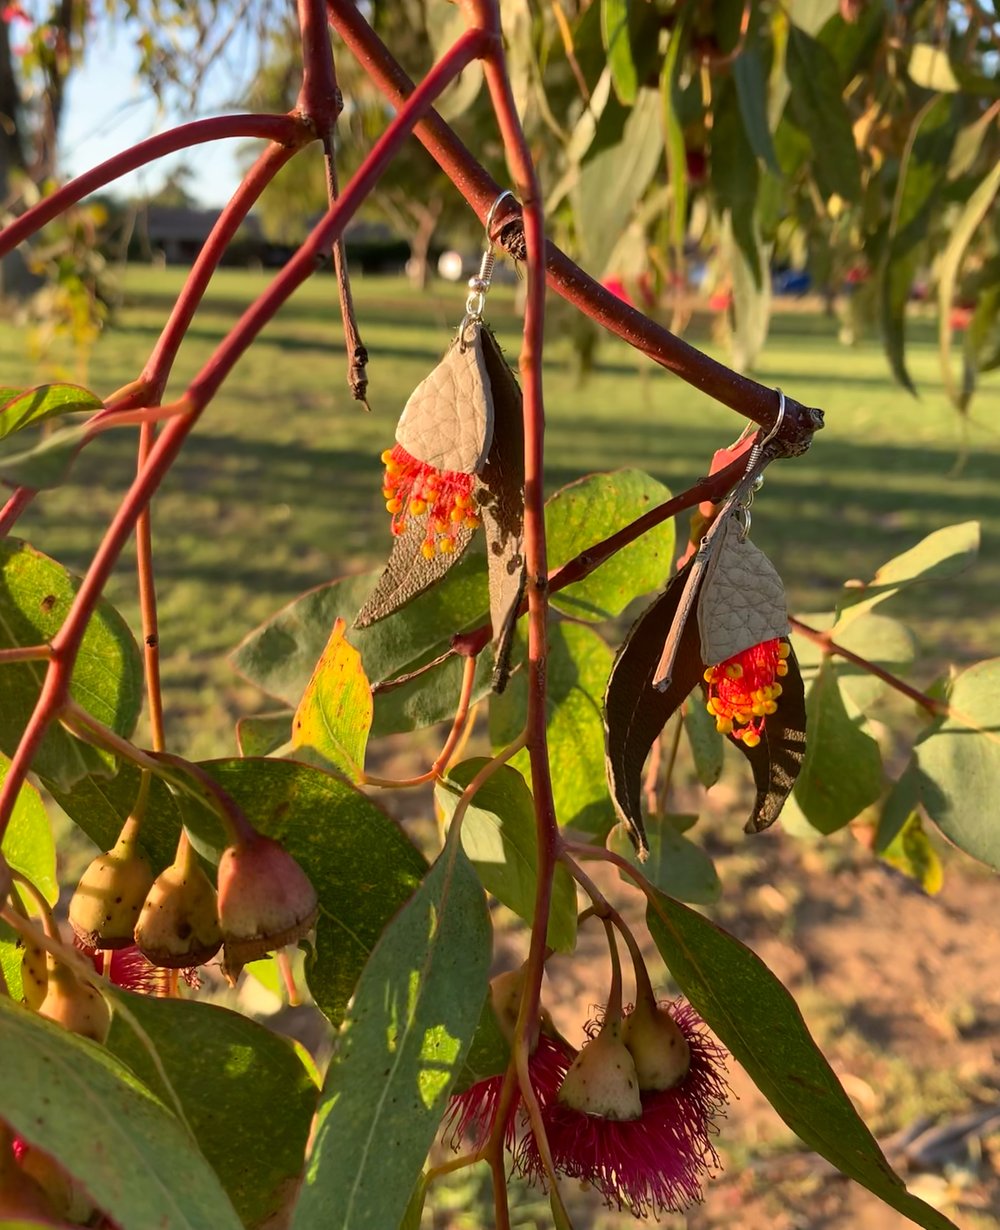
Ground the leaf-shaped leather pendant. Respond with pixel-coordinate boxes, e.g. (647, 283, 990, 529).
(476, 329, 526, 693)
(719, 643, 807, 832)
(353, 516, 476, 629)
(603, 560, 704, 858)
(697, 514, 788, 665)
(395, 323, 494, 472)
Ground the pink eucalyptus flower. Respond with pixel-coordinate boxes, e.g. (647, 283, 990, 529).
(77, 939, 198, 995)
(518, 1000, 730, 1217)
(442, 1032, 575, 1151)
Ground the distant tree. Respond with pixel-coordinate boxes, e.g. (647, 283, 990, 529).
(243, 6, 505, 286)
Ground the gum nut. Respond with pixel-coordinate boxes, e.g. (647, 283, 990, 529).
(557, 1022, 642, 1121)
(38, 957, 111, 1045)
(134, 861, 222, 969)
(622, 999, 692, 1093)
(68, 832, 154, 950)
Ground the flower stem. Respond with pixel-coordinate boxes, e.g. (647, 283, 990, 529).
(363, 656, 478, 788)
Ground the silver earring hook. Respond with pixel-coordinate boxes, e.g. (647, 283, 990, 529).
(735, 388, 784, 542)
(485, 189, 516, 238)
(760, 387, 785, 449)
(460, 190, 518, 346)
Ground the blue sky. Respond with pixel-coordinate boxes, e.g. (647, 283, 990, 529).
(59, 20, 246, 206)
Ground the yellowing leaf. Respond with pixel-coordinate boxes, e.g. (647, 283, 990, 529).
(292, 618, 372, 781)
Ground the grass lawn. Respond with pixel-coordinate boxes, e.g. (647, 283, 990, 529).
(2, 264, 997, 758)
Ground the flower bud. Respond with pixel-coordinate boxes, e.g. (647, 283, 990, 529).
(622, 996, 692, 1093)
(489, 965, 559, 1046)
(17, 1144, 95, 1223)
(19, 934, 48, 1011)
(68, 819, 154, 950)
(0, 1143, 55, 1221)
(134, 858, 222, 969)
(38, 955, 111, 1044)
(557, 1021, 642, 1121)
(216, 833, 317, 984)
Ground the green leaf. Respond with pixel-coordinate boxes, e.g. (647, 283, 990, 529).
(436, 759, 578, 952)
(712, 79, 760, 273)
(881, 95, 955, 391)
(0, 997, 244, 1230)
(0, 416, 94, 489)
(190, 759, 427, 1028)
(291, 618, 372, 781)
(602, 0, 638, 104)
(793, 660, 883, 834)
(0, 917, 23, 1001)
(0, 540, 143, 791)
(914, 658, 1000, 871)
(875, 762, 921, 852)
(830, 614, 916, 712)
(0, 755, 56, 904)
(608, 816, 720, 903)
(106, 992, 317, 1230)
(836, 522, 980, 626)
(454, 993, 510, 1094)
(683, 695, 724, 788)
(231, 553, 491, 736)
(645, 893, 959, 1230)
(546, 470, 675, 622)
(938, 161, 1000, 411)
(292, 846, 491, 1230)
(791, 611, 916, 713)
(490, 622, 614, 836)
(236, 710, 293, 757)
(572, 87, 664, 277)
(0, 383, 102, 441)
(733, 45, 780, 172)
(660, 26, 688, 252)
(879, 811, 943, 894)
(785, 25, 861, 202)
(908, 44, 960, 92)
(47, 761, 183, 873)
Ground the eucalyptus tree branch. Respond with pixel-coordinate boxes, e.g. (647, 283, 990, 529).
(325, 0, 824, 451)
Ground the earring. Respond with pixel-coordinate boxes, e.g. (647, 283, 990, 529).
(356, 192, 526, 692)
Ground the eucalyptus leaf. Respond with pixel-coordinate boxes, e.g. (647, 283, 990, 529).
(292, 846, 490, 1230)
(0, 754, 56, 904)
(107, 992, 317, 1229)
(793, 660, 883, 834)
(491, 622, 614, 837)
(0, 997, 244, 1230)
(914, 658, 1000, 871)
(836, 522, 980, 626)
(0, 540, 143, 792)
(608, 816, 720, 904)
(646, 892, 958, 1230)
(436, 759, 578, 952)
(546, 470, 675, 623)
(189, 758, 427, 1028)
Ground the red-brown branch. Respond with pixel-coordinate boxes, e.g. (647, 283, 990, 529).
(325, 0, 823, 449)
(0, 30, 489, 847)
(0, 114, 307, 258)
(788, 616, 945, 716)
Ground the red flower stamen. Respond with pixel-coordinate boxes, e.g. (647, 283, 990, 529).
(77, 940, 196, 995)
(518, 1001, 730, 1217)
(380, 444, 479, 558)
(703, 637, 790, 747)
(442, 1033, 574, 1152)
